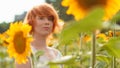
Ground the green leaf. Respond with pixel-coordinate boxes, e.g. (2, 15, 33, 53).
(109, 24, 120, 30)
(50, 65, 60, 68)
(95, 61, 108, 68)
(0, 47, 7, 58)
(102, 37, 120, 58)
(35, 50, 44, 61)
(60, 8, 104, 44)
(96, 54, 111, 64)
(30, 51, 44, 68)
(0, 39, 3, 45)
(110, 11, 120, 23)
(48, 55, 76, 65)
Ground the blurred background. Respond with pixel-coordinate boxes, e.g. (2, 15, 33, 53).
(0, 0, 75, 68)
(0, 0, 73, 33)
(2, 0, 120, 68)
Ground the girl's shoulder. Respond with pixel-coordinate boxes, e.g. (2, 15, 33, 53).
(48, 47, 62, 58)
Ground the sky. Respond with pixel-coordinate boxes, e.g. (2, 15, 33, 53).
(0, 0, 45, 23)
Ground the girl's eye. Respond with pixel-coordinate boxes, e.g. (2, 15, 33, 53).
(48, 16, 54, 21)
(38, 17, 44, 20)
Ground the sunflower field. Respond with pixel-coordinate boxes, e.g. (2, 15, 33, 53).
(1, 0, 120, 68)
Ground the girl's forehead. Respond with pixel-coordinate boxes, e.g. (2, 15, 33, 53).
(37, 15, 53, 17)
(36, 12, 53, 17)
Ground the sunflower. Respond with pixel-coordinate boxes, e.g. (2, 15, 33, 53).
(108, 30, 113, 37)
(108, 30, 120, 37)
(96, 33, 109, 42)
(6, 22, 32, 64)
(0, 32, 9, 46)
(83, 35, 91, 43)
(0, 34, 3, 45)
(61, 0, 120, 21)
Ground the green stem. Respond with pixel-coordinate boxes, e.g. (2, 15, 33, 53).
(31, 53, 35, 68)
(112, 22, 116, 68)
(112, 57, 116, 68)
(79, 33, 83, 50)
(79, 33, 83, 67)
(64, 45, 67, 55)
(91, 32, 96, 68)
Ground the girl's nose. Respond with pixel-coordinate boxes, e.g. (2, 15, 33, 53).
(44, 18, 50, 25)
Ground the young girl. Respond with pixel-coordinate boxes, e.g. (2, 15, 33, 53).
(15, 3, 63, 68)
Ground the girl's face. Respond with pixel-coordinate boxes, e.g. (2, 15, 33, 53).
(33, 15, 54, 36)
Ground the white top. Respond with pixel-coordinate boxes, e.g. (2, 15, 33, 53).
(31, 46, 63, 68)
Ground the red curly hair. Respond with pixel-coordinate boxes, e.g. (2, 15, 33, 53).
(24, 3, 58, 33)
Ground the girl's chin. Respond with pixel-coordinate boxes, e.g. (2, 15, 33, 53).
(40, 32, 51, 36)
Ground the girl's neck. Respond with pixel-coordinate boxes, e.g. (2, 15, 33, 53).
(31, 34, 48, 50)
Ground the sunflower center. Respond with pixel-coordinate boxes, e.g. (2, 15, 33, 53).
(13, 31, 26, 54)
(78, 0, 108, 10)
